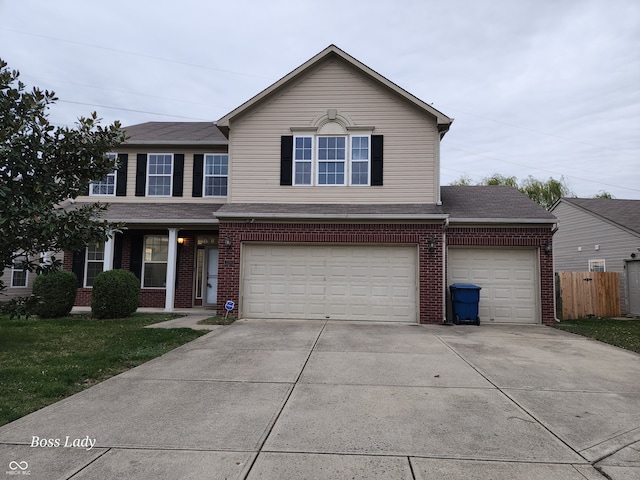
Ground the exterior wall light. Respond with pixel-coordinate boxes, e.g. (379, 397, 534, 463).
(545, 239, 552, 254)
(428, 237, 436, 253)
(177, 237, 185, 245)
(225, 235, 232, 249)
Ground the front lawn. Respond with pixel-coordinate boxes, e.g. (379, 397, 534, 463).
(553, 317, 640, 354)
(0, 313, 207, 426)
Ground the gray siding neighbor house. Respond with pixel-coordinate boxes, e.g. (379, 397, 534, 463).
(550, 198, 640, 316)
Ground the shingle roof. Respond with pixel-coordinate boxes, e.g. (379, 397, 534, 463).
(66, 202, 224, 225)
(559, 198, 640, 235)
(123, 122, 228, 145)
(441, 186, 556, 222)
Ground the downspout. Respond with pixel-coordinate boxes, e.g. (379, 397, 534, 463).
(550, 223, 561, 323)
(442, 217, 450, 324)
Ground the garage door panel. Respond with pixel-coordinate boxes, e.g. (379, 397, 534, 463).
(448, 248, 539, 324)
(242, 244, 417, 322)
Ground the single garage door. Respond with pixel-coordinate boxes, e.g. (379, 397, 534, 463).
(242, 244, 417, 322)
(448, 248, 540, 324)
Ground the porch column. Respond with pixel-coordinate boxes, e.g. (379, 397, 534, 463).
(102, 234, 115, 272)
(165, 228, 178, 312)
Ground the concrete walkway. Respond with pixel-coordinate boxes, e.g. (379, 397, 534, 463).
(1, 320, 639, 479)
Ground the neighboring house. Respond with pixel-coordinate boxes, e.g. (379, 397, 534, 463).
(65, 45, 556, 324)
(0, 254, 34, 300)
(551, 198, 640, 316)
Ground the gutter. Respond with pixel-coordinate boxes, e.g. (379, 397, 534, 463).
(213, 212, 449, 221)
(448, 217, 556, 225)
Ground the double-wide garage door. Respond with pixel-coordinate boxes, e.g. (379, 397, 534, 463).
(242, 244, 417, 322)
(448, 248, 540, 324)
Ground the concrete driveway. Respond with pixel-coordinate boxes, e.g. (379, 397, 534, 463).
(1, 320, 639, 479)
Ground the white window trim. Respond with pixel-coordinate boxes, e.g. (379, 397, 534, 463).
(89, 153, 118, 196)
(589, 259, 606, 272)
(203, 154, 229, 197)
(292, 134, 372, 187)
(84, 243, 105, 288)
(316, 135, 347, 187)
(142, 235, 168, 289)
(146, 153, 173, 197)
(293, 135, 314, 186)
(349, 134, 371, 187)
(10, 256, 28, 288)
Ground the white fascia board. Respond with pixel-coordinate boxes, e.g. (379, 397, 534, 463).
(214, 212, 449, 221)
(448, 217, 556, 225)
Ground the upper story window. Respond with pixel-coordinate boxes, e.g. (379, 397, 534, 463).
(293, 135, 370, 187)
(147, 154, 173, 197)
(204, 154, 228, 197)
(89, 153, 117, 196)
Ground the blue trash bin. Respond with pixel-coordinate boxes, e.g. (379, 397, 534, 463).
(450, 283, 481, 325)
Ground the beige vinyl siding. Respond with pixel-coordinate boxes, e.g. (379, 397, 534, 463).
(77, 146, 229, 204)
(228, 59, 439, 204)
(553, 201, 640, 314)
(1, 256, 37, 300)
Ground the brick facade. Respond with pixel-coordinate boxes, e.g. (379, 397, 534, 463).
(446, 226, 555, 325)
(63, 223, 555, 325)
(216, 221, 446, 324)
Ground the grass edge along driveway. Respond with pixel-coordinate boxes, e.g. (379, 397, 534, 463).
(553, 317, 640, 354)
(0, 313, 207, 427)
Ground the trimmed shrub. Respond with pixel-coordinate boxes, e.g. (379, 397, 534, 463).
(91, 269, 140, 319)
(31, 270, 78, 318)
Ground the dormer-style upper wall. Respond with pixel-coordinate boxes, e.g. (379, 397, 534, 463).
(219, 45, 452, 205)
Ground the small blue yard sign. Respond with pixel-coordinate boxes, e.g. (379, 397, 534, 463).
(224, 300, 235, 318)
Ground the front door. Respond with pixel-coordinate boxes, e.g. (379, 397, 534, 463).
(628, 261, 640, 315)
(205, 248, 219, 305)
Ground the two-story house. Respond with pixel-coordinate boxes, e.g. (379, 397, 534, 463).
(65, 45, 557, 325)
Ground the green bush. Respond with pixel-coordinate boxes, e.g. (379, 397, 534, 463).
(31, 270, 78, 318)
(91, 269, 140, 319)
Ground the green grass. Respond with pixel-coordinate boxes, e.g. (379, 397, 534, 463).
(197, 315, 236, 325)
(0, 313, 207, 426)
(553, 317, 640, 354)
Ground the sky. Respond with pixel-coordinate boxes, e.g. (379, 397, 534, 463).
(1, 0, 639, 199)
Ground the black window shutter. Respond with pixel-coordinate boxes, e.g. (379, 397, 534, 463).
(129, 235, 143, 280)
(71, 250, 85, 287)
(113, 233, 123, 270)
(172, 154, 184, 197)
(192, 154, 204, 197)
(135, 154, 147, 196)
(116, 154, 128, 196)
(280, 136, 293, 186)
(371, 135, 383, 186)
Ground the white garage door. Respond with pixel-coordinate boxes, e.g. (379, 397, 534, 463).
(242, 244, 417, 322)
(448, 248, 539, 324)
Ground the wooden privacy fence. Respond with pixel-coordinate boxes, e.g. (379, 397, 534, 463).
(556, 272, 621, 320)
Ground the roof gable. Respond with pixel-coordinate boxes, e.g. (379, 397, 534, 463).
(553, 198, 640, 235)
(217, 45, 452, 134)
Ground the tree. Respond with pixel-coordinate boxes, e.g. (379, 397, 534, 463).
(449, 173, 614, 209)
(0, 59, 126, 291)
(449, 173, 572, 209)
